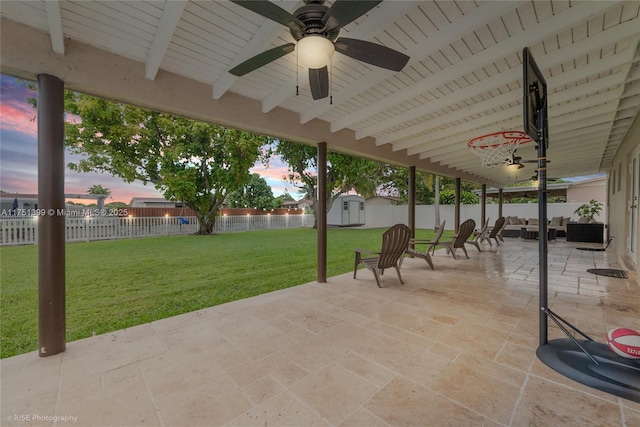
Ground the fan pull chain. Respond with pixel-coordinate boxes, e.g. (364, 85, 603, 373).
(296, 47, 299, 96)
(329, 59, 333, 105)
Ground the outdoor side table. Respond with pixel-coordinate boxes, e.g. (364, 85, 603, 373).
(566, 223, 604, 243)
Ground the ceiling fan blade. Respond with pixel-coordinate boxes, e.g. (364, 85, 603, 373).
(521, 159, 551, 163)
(334, 38, 409, 72)
(323, 0, 382, 32)
(229, 43, 295, 76)
(230, 0, 304, 37)
(309, 67, 329, 100)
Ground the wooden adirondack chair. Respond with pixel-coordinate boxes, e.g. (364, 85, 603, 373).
(441, 219, 476, 259)
(464, 217, 488, 253)
(354, 224, 411, 287)
(479, 217, 506, 246)
(402, 220, 446, 270)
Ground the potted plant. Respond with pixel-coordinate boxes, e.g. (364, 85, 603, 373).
(574, 199, 603, 222)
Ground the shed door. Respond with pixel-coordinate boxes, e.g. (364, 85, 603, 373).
(349, 201, 359, 224)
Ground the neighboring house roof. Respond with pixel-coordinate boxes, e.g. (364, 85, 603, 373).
(129, 197, 175, 204)
(366, 196, 404, 203)
(281, 199, 314, 207)
(478, 182, 571, 199)
(478, 177, 606, 200)
(568, 176, 606, 187)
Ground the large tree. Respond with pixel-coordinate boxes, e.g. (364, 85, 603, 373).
(64, 94, 269, 234)
(377, 166, 436, 204)
(226, 173, 275, 210)
(275, 141, 381, 228)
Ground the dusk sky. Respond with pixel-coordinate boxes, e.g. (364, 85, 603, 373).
(0, 75, 295, 204)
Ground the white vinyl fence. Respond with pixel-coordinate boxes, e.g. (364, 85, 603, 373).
(0, 214, 314, 246)
(363, 202, 605, 230)
(1, 202, 595, 246)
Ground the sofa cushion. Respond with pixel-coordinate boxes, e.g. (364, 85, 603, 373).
(561, 217, 571, 226)
(550, 216, 563, 226)
(528, 218, 539, 226)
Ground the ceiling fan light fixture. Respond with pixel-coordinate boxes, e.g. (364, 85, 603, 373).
(297, 35, 335, 69)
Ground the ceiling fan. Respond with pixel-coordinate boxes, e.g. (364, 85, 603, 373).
(228, 0, 410, 100)
(515, 170, 561, 183)
(509, 153, 550, 169)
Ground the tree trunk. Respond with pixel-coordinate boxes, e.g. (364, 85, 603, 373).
(193, 209, 217, 235)
(434, 176, 441, 230)
(196, 218, 215, 235)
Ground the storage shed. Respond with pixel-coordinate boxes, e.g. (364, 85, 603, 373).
(327, 195, 365, 226)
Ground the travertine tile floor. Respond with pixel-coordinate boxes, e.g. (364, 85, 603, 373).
(2, 238, 639, 426)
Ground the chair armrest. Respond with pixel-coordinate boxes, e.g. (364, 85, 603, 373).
(410, 239, 433, 245)
(355, 248, 379, 256)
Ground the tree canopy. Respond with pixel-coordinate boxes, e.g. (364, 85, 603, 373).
(377, 166, 436, 204)
(225, 173, 275, 210)
(87, 184, 110, 196)
(275, 141, 381, 227)
(64, 94, 269, 234)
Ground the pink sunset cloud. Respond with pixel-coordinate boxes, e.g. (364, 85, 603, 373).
(1, 75, 294, 202)
(0, 100, 37, 137)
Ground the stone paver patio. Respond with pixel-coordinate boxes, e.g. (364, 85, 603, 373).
(2, 237, 639, 426)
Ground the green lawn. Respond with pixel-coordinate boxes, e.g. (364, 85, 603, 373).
(1, 227, 445, 358)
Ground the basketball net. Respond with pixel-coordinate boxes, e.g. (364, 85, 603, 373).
(468, 131, 533, 168)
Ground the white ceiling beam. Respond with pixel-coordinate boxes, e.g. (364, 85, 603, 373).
(145, 0, 187, 80)
(444, 145, 607, 175)
(391, 70, 626, 155)
(212, 1, 302, 100)
(45, 0, 64, 54)
(261, 1, 418, 113)
(373, 35, 639, 145)
(411, 117, 523, 157)
(435, 130, 611, 166)
(402, 68, 631, 156)
(416, 114, 613, 163)
(330, 1, 618, 134)
(402, 85, 621, 157)
(298, 0, 520, 124)
(376, 19, 639, 148)
(422, 107, 618, 162)
(423, 128, 611, 165)
(436, 146, 609, 179)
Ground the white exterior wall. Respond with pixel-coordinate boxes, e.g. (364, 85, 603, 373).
(607, 112, 640, 284)
(566, 178, 606, 204)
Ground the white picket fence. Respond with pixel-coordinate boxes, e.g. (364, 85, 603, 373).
(0, 214, 315, 246)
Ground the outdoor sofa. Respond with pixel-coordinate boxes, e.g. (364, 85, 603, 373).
(502, 216, 571, 238)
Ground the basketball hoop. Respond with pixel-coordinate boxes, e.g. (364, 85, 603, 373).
(468, 131, 533, 168)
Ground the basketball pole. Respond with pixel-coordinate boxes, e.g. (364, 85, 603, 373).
(536, 90, 549, 347)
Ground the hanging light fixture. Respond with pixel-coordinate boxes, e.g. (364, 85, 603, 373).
(296, 35, 335, 69)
